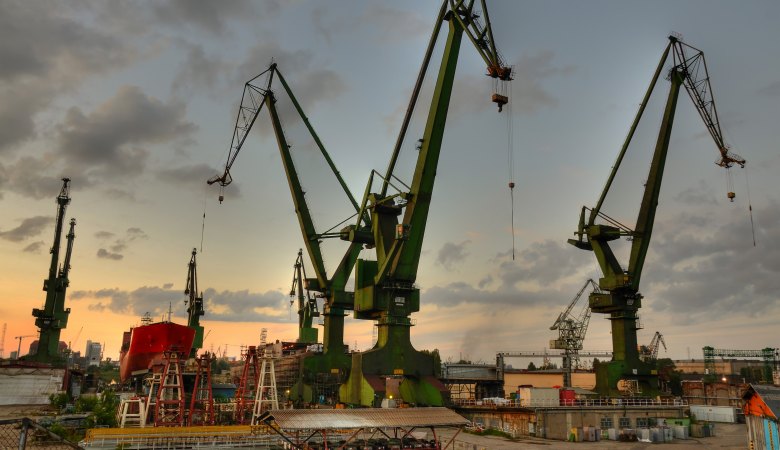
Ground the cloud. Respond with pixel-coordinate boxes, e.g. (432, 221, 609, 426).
(0, 1, 137, 154)
(97, 249, 123, 260)
(57, 86, 197, 180)
(94, 231, 115, 240)
(126, 227, 148, 241)
(424, 240, 592, 308)
(0, 157, 69, 200)
(507, 51, 575, 115)
(675, 180, 718, 206)
(71, 285, 289, 322)
(94, 227, 148, 261)
(643, 200, 780, 322)
(757, 80, 780, 98)
(236, 42, 347, 114)
(23, 241, 46, 253)
(436, 240, 471, 270)
(151, 0, 264, 35)
(172, 44, 224, 94)
(363, 4, 430, 42)
(0, 216, 54, 242)
(157, 163, 222, 191)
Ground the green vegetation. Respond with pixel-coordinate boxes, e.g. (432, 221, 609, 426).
(656, 358, 683, 395)
(86, 391, 120, 428)
(420, 349, 442, 377)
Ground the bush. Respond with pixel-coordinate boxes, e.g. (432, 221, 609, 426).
(49, 393, 69, 410)
(75, 395, 99, 412)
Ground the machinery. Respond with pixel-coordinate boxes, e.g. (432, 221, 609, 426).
(185, 248, 205, 359)
(549, 279, 601, 387)
(339, 0, 511, 406)
(208, 63, 368, 403)
(26, 178, 76, 364)
(14, 335, 36, 359)
(290, 249, 319, 344)
(568, 36, 745, 396)
(209, 0, 511, 406)
(638, 331, 666, 362)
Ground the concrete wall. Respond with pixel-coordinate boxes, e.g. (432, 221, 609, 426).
(504, 371, 595, 392)
(457, 406, 686, 441)
(0, 367, 65, 405)
(535, 406, 687, 440)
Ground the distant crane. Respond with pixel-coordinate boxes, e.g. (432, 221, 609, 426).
(290, 249, 319, 344)
(28, 178, 76, 364)
(184, 248, 205, 358)
(639, 331, 667, 362)
(0, 323, 6, 358)
(15, 335, 37, 359)
(549, 279, 601, 387)
(568, 36, 745, 396)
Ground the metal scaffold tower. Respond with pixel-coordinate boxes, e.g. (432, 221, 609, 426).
(234, 346, 260, 424)
(143, 369, 162, 427)
(703, 346, 779, 383)
(188, 352, 215, 426)
(154, 351, 185, 427)
(251, 347, 279, 424)
(118, 397, 147, 428)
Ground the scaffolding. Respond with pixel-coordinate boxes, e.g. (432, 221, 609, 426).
(143, 369, 162, 427)
(703, 346, 779, 383)
(234, 346, 260, 424)
(117, 397, 146, 428)
(251, 348, 279, 424)
(154, 351, 185, 427)
(188, 352, 215, 426)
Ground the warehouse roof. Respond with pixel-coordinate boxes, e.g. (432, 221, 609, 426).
(260, 407, 469, 430)
(744, 384, 780, 419)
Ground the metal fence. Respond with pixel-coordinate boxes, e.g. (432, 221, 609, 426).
(452, 397, 687, 408)
(0, 418, 80, 449)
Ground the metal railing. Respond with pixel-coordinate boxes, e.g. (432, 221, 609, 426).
(0, 417, 80, 449)
(452, 397, 687, 408)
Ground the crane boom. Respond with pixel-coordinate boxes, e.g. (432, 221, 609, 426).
(290, 249, 319, 344)
(344, 0, 512, 407)
(568, 36, 744, 396)
(28, 178, 75, 364)
(185, 248, 205, 358)
(208, 63, 372, 403)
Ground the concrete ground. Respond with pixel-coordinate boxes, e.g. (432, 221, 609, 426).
(437, 423, 747, 449)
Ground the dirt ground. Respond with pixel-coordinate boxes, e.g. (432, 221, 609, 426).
(0, 404, 52, 419)
(437, 423, 747, 449)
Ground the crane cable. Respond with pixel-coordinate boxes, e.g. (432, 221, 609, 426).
(745, 167, 756, 247)
(502, 77, 516, 261)
(200, 183, 208, 253)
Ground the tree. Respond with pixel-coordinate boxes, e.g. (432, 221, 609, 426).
(421, 349, 442, 377)
(527, 362, 537, 371)
(656, 358, 682, 395)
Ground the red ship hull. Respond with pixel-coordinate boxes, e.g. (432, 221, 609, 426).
(119, 322, 195, 382)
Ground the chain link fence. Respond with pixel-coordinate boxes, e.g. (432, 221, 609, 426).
(0, 418, 80, 449)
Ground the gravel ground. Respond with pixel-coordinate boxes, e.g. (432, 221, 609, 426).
(436, 423, 747, 449)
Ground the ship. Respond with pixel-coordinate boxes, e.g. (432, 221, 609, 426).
(119, 249, 206, 382)
(119, 317, 195, 382)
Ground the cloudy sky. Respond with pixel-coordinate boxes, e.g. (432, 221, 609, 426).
(1, 0, 778, 365)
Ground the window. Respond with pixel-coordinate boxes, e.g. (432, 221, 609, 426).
(619, 417, 631, 428)
(636, 417, 649, 428)
(600, 417, 613, 429)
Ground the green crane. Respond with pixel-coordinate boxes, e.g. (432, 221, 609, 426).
(27, 178, 76, 364)
(185, 248, 205, 359)
(568, 36, 745, 396)
(208, 64, 368, 404)
(290, 249, 319, 344)
(339, 0, 512, 406)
